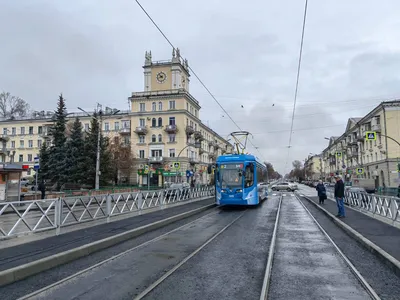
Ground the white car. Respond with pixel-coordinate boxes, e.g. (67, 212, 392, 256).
(271, 182, 295, 192)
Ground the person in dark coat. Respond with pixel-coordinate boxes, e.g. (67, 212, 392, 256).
(38, 180, 46, 200)
(315, 180, 326, 204)
(334, 175, 345, 218)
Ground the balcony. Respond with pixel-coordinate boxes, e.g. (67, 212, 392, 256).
(165, 124, 178, 133)
(208, 141, 216, 147)
(0, 147, 8, 154)
(185, 125, 194, 135)
(148, 156, 163, 163)
(371, 124, 381, 132)
(189, 158, 199, 165)
(199, 148, 206, 155)
(209, 153, 216, 160)
(119, 127, 131, 135)
(134, 126, 147, 135)
(194, 131, 204, 141)
(0, 135, 9, 142)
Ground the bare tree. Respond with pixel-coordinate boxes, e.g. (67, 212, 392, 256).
(109, 137, 135, 184)
(0, 91, 30, 119)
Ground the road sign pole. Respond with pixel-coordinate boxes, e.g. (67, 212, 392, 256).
(35, 171, 38, 200)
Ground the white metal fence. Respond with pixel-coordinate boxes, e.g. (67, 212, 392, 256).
(0, 187, 215, 239)
(326, 189, 400, 226)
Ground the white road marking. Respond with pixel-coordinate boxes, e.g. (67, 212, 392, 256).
(283, 194, 287, 196)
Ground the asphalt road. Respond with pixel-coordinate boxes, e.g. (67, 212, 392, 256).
(143, 194, 281, 300)
(0, 198, 215, 272)
(24, 207, 249, 300)
(268, 194, 370, 299)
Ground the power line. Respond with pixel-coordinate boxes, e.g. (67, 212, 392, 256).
(284, 0, 309, 173)
(134, 0, 266, 160)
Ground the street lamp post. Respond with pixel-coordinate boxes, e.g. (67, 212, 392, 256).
(78, 105, 120, 190)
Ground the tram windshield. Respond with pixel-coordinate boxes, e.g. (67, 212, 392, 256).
(218, 163, 243, 189)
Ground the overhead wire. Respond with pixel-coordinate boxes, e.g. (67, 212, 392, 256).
(134, 0, 267, 161)
(284, 0, 309, 174)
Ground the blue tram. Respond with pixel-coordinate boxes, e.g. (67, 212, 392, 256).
(212, 154, 268, 206)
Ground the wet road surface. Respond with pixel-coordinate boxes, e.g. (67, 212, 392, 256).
(25, 207, 247, 300)
(142, 196, 280, 300)
(268, 194, 371, 300)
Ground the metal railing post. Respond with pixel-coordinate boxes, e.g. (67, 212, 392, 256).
(160, 190, 165, 210)
(55, 197, 62, 235)
(138, 192, 143, 215)
(106, 193, 111, 223)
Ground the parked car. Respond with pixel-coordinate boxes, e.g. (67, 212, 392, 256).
(164, 183, 190, 199)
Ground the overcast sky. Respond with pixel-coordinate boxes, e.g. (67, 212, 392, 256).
(1, 0, 400, 174)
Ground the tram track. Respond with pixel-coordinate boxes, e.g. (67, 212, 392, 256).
(17, 207, 247, 300)
(260, 193, 380, 300)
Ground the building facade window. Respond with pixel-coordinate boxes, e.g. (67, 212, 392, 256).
(158, 101, 163, 111)
(168, 134, 176, 143)
(20, 127, 25, 135)
(169, 149, 175, 157)
(28, 154, 33, 162)
(139, 118, 145, 127)
(139, 103, 145, 112)
(151, 134, 156, 143)
(152, 102, 156, 111)
(114, 122, 120, 131)
(19, 154, 23, 162)
(169, 100, 176, 109)
(158, 117, 162, 127)
(104, 122, 109, 131)
(169, 117, 175, 125)
(11, 127, 16, 135)
(19, 140, 24, 148)
(158, 134, 162, 142)
(28, 140, 33, 148)
(152, 118, 157, 127)
(29, 126, 34, 135)
(139, 135, 145, 143)
(139, 150, 145, 158)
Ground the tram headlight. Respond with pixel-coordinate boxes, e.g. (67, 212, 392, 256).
(236, 189, 242, 193)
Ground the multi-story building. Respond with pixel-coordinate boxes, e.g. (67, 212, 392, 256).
(129, 49, 232, 186)
(0, 49, 233, 187)
(304, 154, 323, 180)
(321, 101, 400, 188)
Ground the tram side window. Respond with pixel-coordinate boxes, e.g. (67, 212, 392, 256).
(245, 163, 254, 187)
(256, 165, 263, 183)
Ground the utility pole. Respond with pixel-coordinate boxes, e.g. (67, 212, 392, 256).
(78, 104, 120, 190)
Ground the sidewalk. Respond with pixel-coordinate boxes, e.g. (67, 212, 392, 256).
(306, 195, 400, 262)
(0, 198, 214, 272)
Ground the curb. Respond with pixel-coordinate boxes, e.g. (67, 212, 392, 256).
(0, 203, 215, 287)
(300, 194, 400, 278)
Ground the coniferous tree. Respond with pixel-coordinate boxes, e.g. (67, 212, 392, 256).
(47, 94, 68, 189)
(65, 117, 86, 183)
(83, 112, 99, 187)
(38, 141, 50, 181)
(99, 135, 113, 186)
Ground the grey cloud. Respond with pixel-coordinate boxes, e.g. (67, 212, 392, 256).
(2, 0, 400, 174)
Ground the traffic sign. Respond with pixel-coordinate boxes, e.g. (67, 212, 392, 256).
(173, 162, 180, 170)
(33, 156, 40, 170)
(336, 152, 342, 158)
(365, 131, 376, 140)
(356, 168, 364, 174)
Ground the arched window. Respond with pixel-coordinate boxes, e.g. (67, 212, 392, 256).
(152, 118, 156, 127)
(151, 134, 156, 143)
(158, 117, 162, 127)
(158, 102, 162, 111)
(152, 102, 156, 111)
(158, 134, 162, 142)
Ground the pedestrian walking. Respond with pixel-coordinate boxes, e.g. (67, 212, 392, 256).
(334, 175, 345, 218)
(315, 180, 327, 204)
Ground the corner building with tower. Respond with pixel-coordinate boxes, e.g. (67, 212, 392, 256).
(130, 49, 233, 187)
